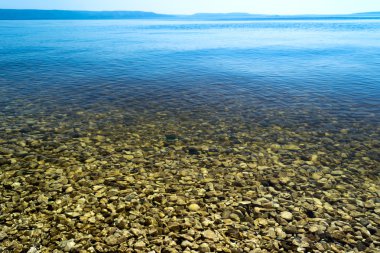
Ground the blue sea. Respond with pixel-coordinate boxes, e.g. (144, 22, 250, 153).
(0, 19, 379, 252)
(1, 20, 379, 120)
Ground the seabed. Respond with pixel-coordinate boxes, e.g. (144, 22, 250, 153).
(0, 99, 379, 252)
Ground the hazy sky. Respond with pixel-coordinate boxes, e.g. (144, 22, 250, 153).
(0, 0, 379, 15)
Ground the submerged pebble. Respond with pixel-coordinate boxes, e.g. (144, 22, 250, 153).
(280, 211, 293, 221)
(188, 203, 201, 211)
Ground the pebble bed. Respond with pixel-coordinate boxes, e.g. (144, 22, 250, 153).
(0, 98, 379, 253)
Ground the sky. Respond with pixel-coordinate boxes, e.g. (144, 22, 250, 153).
(0, 0, 379, 15)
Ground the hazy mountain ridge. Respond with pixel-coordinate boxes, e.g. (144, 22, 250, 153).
(188, 12, 380, 20)
(0, 9, 379, 20)
(0, 9, 172, 20)
(352, 12, 380, 16)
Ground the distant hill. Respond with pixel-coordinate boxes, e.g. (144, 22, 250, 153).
(0, 9, 380, 20)
(187, 12, 380, 20)
(0, 9, 172, 20)
(352, 12, 380, 16)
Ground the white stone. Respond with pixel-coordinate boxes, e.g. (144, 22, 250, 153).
(60, 239, 76, 252)
(280, 211, 293, 220)
(27, 247, 40, 253)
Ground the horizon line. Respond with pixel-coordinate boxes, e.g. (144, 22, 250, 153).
(1, 8, 379, 16)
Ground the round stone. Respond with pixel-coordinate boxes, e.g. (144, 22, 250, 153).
(281, 211, 293, 221)
(199, 243, 211, 252)
(188, 203, 200, 211)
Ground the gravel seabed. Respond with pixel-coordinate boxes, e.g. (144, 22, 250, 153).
(0, 104, 379, 253)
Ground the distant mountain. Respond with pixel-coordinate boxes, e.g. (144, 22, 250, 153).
(0, 9, 172, 20)
(352, 12, 380, 16)
(187, 12, 380, 20)
(0, 9, 380, 20)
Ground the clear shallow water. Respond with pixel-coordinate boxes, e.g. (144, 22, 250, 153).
(0, 19, 380, 252)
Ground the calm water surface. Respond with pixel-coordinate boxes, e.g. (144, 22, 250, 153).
(1, 20, 380, 119)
